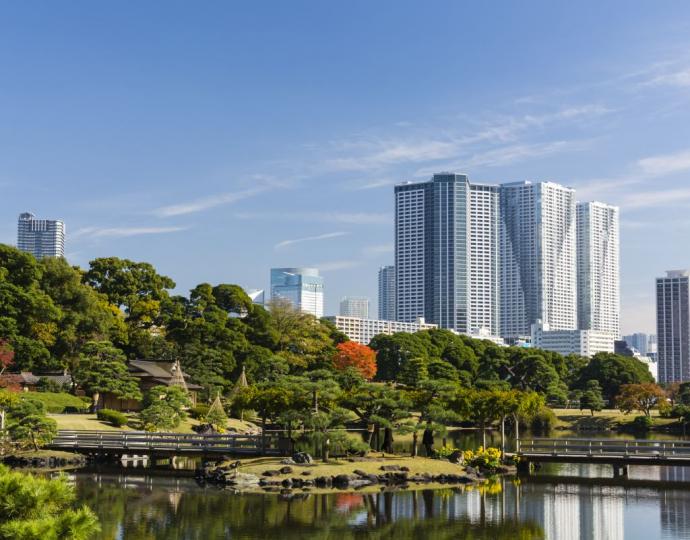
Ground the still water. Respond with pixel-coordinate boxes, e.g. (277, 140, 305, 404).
(73, 462, 690, 540)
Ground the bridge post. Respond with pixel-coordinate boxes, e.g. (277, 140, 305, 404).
(612, 464, 628, 478)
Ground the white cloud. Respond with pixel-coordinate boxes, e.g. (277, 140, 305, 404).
(152, 186, 267, 217)
(274, 231, 348, 250)
(638, 149, 690, 177)
(346, 178, 398, 191)
(619, 188, 690, 209)
(362, 243, 394, 255)
(312, 260, 362, 271)
(321, 105, 610, 173)
(235, 211, 391, 225)
(71, 226, 188, 239)
(644, 68, 690, 88)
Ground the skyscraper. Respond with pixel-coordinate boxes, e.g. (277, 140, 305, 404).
(656, 270, 690, 383)
(339, 296, 369, 318)
(377, 265, 396, 321)
(17, 212, 65, 259)
(500, 181, 577, 338)
(577, 202, 620, 337)
(623, 332, 650, 355)
(270, 267, 324, 317)
(394, 173, 500, 335)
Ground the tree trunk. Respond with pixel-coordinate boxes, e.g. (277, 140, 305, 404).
(0, 409, 5, 432)
(481, 422, 486, 448)
(513, 413, 520, 448)
(500, 416, 506, 454)
(92, 392, 100, 412)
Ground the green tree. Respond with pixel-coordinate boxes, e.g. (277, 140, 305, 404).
(369, 332, 429, 381)
(399, 357, 428, 387)
(9, 415, 58, 451)
(71, 341, 141, 410)
(139, 386, 192, 431)
(580, 380, 605, 416)
(0, 465, 100, 539)
(575, 353, 653, 402)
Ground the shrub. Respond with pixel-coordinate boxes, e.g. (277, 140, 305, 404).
(529, 407, 557, 433)
(435, 444, 460, 460)
(97, 408, 128, 427)
(189, 404, 210, 420)
(631, 415, 652, 431)
(462, 446, 502, 472)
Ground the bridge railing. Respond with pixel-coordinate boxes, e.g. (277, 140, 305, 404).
(50, 430, 282, 455)
(517, 438, 690, 458)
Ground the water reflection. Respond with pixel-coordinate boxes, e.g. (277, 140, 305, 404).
(71, 464, 690, 540)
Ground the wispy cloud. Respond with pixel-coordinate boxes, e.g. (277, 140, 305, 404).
(362, 243, 393, 255)
(619, 188, 690, 209)
(274, 231, 348, 250)
(312, 260, 362, 272)
(320, 105, 611, 173)
(346, 178, 398, 191)
(71, 226, 188, 239)
(235, 211, 391, 225)
(152, 186, 267, 217)
(575, 147, 690, 201)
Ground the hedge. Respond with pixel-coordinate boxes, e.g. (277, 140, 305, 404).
(97, 408, 129, 427)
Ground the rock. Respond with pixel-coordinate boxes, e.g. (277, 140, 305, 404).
(380, 465, 401, 472)
(281, 478, 293, 488)
(262, 469, 281, 477)
(448, 450, 463, 464)
(353, 469, 368, 477)
(301, 471, 312, 476)
(292, 452, 313, 464)
(314, 476, 332, 487)
(400, 466, 410, 472)
(332, 474, 352, 487)
(280, 466, 293, 474)
(280, 458, 296, 465)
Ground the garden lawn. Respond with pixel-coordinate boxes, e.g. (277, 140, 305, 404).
(50, 414, 260, 433)
(552, 408, 678, 431)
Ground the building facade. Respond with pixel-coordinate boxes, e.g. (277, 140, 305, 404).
(623, 332, 651, 355)
(325, 315, 437, 345)
(531, 321, 614, 357)
(500, 181, 577, 338)
(656, 270, 690, 383)
(17, 212, 65, 259)
(339, 296, 369, 318)
(577, 202, 620, 337)
(394, 174, 500, 335)
(377, 265, 396, 321)
(270, 267, 324, 318)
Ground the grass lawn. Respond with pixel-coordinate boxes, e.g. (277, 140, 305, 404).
(234, 454, 465, 479)
(551, 408, 678, 431)
(50, 413, 259, 433)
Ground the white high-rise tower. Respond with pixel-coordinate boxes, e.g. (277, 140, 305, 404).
(577, 202, 620, 337)
(500, 181, 577, 338)
(377, 266, 396, 321)
(17, 212, 65, 259)
(394, 173, 500, 335)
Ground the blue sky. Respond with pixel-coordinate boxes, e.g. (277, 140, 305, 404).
(2, 2, 690, 333)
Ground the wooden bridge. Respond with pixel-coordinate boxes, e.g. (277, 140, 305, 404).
(47, 430, 284, 458)
(515, 438, 690, 476)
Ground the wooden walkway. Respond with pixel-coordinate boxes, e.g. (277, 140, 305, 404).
(47, 430, 282, 457)
(514, 438, 690, 475)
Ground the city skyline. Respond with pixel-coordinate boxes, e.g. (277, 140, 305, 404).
(3, 3, 690, 333)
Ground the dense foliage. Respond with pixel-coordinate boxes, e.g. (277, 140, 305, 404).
(0, 465, 99, 539)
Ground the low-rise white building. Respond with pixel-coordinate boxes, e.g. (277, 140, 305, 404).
(325, 316, 437, 345)
(531, 321, 614, 357)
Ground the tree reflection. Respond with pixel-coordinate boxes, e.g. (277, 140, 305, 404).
(75, 474, 544, 540)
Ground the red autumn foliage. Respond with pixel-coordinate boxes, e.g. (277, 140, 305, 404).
(333, 341, 377, 380)
(0, 340, 14, 376)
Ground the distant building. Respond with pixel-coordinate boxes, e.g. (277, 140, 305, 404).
(577, 202, 620, 337)
(270, 267, 324, 317)
(377, 265, 396, 321)
(325, 316, 437, 345)
(531, 321, 614, 357)
(622, 333, 651, 356)
(394, 174, 500, 335)
(339, 296, 369, 319)
(501, 181, 577, 339)
(247, 289, 265, 306)
(17, 212, 65, 259)
(656, 270, 690, 383)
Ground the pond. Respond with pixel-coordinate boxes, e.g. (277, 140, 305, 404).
(72, 461, 690, 539)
